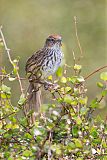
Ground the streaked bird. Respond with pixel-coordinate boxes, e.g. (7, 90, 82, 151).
(25, 34, 63, 112)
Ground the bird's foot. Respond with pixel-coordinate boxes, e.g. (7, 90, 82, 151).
(44, 81, 59, 91)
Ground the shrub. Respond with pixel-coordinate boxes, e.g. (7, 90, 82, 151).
(0, 26, 107, 160)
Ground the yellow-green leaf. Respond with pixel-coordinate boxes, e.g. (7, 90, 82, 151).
(56, 67, 63, 77)
(74, 64, 82, 70)
(1, 84, 11, 95)
(60, 76, 67, 83)
(100, 72, 107, 81)
(18, 94, 26, 105)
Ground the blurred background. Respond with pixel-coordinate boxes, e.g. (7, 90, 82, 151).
(0, 0, 106, 117)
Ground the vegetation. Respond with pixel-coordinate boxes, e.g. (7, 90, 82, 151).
(0, 25, 107, 160)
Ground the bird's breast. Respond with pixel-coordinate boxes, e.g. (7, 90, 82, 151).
(41, 49, 63, 78)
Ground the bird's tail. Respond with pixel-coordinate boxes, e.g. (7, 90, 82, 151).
(24, 82, 41, 122)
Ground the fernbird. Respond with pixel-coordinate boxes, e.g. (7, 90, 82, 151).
(25, 34, 63, 112)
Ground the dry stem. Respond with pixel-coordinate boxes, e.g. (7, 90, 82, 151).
(84, 65, 107, 80)
(74, 16, 83, 60)
(0, 26, 24, 94)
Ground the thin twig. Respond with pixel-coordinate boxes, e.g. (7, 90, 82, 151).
(74, 16, 83, 60)
(72, 49, 76, 66)
(48, 131, 52, 160)
(0, 112, 16, 120)
(72, 49, 77, 75)
(84, 65, 107, 80)
(16, 72, 24, 94)
(0, 26, 24, 94)
(0, 26, 13, 65)
(0, 74, 26, 81)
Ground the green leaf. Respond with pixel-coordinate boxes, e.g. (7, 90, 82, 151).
(19, 117, 28, 126)
(67, 142, 76, 151)
(79, 97, 88, 105)
(101, 90, 107, 96)
(6, 123, 13, 129)
(100, 72, 107, 81)
(56, 67, 63, 77)
(68, 76, 77, 84)
(4, 133, 12, 138)
(23, 150, 33, 157)
(60, 76, 67, 83)
(77, 76, 85, 82)
(46, 121, 54, 130)
(102, 141, 107, 148)
(64, 95, 77, 105)
(1, 68, 7, 74)
(65, 86, 72, 93)
(92, 138, 101, 144)
(4, 152, 10, 158)
(1, 93, 10, 98)
(1, 84, 11, 95)
(18, 94, 26, 105)
(74, 139, 82, 148)
(90, 128, 98, 138)
(76, 158, 83, 160)
(72, 126, 78, 137)
(74, 64, 82, 70)
(90, 98, 99, 108)
(13, 67, 17, 75)
(36, 135, 43, 142)
(97, 82, 104, 88)
(47, 75, 52, 81)
(7, 157, 14, 160)
(55, 144, 62, 155)
(75, 117, 82, 125)
(24, 133, 32, 139)
(64, 95, 72, 104)
(9, 116, 17, 123)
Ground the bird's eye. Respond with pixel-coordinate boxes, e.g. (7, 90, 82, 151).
(47, 38, 55, 43)
(47, 38, 54, 41)
(50, 38, 55, 42)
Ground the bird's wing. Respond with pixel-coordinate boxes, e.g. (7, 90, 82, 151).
(25, 49, 44, 74)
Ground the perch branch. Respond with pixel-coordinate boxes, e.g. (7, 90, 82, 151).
(0, 26, 13, 65)
(0, 26, 24, 94)
(84, 65, 107, 80)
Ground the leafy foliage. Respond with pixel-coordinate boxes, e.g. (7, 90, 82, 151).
(0, 26, 107, 159)
(0, 58, 107, 160)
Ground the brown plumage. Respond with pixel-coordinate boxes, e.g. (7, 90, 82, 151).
(25, 34, 63, 113)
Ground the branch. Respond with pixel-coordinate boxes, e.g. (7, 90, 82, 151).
(72, 49, 76, 67)
(0, 74, 26, 80)
(74, 16, 83, 60)
(0, 112, 16, 120)
(16, 72, 24, 94)
(84, 65, 107, 80)
(0, 26, 13, 65)
(36, 97, 67, 159)
(0, 26, 24, 94)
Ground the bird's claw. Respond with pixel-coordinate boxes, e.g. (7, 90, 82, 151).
(44, 82, 59, 91)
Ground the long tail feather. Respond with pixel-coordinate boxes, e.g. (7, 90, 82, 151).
(28, 83, 41, 112)
(25, 83, 41, 118)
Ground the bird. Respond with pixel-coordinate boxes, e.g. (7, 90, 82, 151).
(25, 34, 63, 113)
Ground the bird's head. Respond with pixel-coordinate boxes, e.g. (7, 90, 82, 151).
(45, 34, 62, 49)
